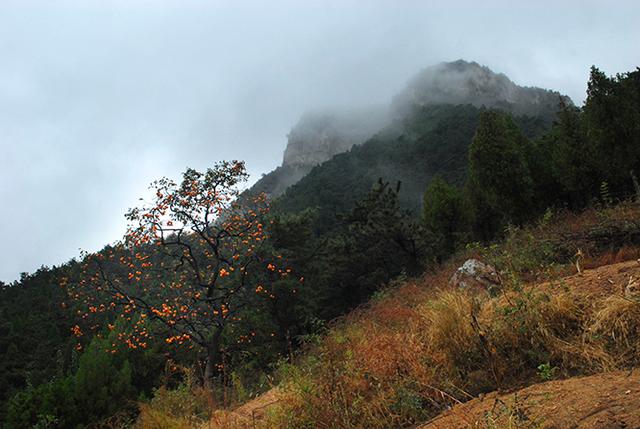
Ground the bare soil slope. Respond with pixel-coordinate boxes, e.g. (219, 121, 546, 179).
(536, 258, 640, 297)
(420, 370, 640, 429)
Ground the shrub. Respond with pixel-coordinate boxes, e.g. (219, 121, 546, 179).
(135, 368, 210, 429)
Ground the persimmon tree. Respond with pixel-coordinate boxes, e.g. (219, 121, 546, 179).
(69, 161, 285, 388)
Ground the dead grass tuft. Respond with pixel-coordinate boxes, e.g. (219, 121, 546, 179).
(587, 294, 640, 366)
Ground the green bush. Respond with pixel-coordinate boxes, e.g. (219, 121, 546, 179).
(4, 337, 136, 428)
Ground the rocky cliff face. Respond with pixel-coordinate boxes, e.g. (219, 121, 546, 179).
(282, 107, 389, 168)
(249, 108, 388, 198)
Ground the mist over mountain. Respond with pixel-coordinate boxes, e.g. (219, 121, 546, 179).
(392, 60, 572, 121)
(282, 107, 390, 168)
(249, 107, 389, 198)
(251, 60, 570, 199)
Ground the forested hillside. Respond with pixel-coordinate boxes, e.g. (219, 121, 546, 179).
(273, 103, 549, 233)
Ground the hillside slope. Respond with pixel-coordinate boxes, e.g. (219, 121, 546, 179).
(205, 207, 640, 428)
(216, 368, 640, 429)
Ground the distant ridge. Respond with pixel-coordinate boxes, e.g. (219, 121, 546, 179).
(250, 60, 571, 198)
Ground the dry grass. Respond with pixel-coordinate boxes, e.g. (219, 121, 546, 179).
(135, 367, 211, 429)
(466, 202, 640, 284)
(587, 294, 640, 366)
(252, 259, 640, 428)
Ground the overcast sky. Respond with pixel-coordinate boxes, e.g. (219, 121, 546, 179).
(1, 0, 638, 282)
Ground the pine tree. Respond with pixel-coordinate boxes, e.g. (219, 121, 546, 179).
(422, 176, 472, 260)
(467, 110, 534, 239)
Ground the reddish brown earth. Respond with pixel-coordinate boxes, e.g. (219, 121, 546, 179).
(536, 258, 640, 298)
(420, 370, 640, 429)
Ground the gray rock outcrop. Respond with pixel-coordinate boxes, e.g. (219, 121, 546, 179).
(282, 107, 389, 168)
(450, 259, 502, 294)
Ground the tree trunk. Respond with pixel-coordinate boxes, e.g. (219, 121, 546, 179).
(631, 170, 640, 203)
(286, 328, 294, 362)
(204, 328, 222, 392)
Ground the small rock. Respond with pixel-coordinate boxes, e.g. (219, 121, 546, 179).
(450, 259, 501, 294)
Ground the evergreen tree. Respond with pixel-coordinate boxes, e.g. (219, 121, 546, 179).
(4, 336, 135, 428)
(467, 110, 534, 239)
(73, 337, 135, 424)
(584, 66, 640, 197)
(422, 176, 472, 261)
(330, 179, 423, 308)
(538, 102, 599, 207)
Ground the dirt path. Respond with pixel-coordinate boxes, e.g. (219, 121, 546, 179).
(206, 388, 281, 428)
(420, 370, 640, 429)
(535, 258, 640, 297)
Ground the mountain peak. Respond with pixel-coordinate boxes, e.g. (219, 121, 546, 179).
(255, 60, 571, 198)
(392, 60, 572, 118)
